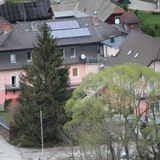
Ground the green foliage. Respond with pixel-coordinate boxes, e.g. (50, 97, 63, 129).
(137, 11, 160, 37)
(134, 10, 139, 16)
(0, 112, 13, 123)
(6, 0, 35, 3)
(64, 64, 160, 159)
(141, 24, 156, 36)
(4, 98, 12, 111)
(15, 23, 70, 146)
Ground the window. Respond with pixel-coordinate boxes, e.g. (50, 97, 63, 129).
(97, 46, 102, 55)
(27, 52, 32, 61)
(71, 48, 76, 58)
(115, 16, 120, 20)
(134, 53, 139, 58)
(72, 68, 78, 77)
(11, 76, 16, 87)
(10, 54, 16, 63)
(114, 16, 120, 24)
(60, 49, 65, 58)
(153, 101, 160, 113)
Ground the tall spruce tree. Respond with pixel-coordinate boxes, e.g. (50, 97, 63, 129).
(15, 23, 69, 146)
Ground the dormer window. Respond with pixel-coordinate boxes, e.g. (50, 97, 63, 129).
(27, 52, 32, 61)
(10, 54, 16, 63)
(71, 48, 76, 58)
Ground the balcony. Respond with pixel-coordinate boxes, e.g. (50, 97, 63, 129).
(86, 57, 98, 64)
(5, 84, 20, 92)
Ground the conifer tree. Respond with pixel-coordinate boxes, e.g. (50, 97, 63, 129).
(15, 23, 69, 145)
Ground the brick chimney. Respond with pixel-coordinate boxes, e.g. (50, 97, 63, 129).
(0, 17, 12, 33)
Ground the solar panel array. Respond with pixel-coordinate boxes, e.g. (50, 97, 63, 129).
(52, 28, 91, 39)
(47, 20, 91, 39)
(0, 0, 51, 22)
(47, 20, 80, 30)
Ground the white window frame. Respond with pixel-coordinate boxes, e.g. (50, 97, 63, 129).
(27, 52, 32, 62)
(60, 49, 65, 58)
(71, 48, 76, 58)
(11, 76, 16, 87)
(97, 46, 102, 55)
(10, 73, 19, 88)
(10, 54, 16, 63)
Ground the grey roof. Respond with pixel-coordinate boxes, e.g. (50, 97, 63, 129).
(0, 17, 120, 51)
(50, 1, 77, 11)
(53, 10, 88, 18)
(75, 0, 116, 21)
(106, 30, 160, 66)
(101, 34, 127, 48)
(50, 0, 119, 21)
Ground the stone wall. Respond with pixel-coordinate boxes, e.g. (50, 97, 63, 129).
(0, 123, 9, 141)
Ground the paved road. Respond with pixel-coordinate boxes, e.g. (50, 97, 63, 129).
(128, 0, 157, 11)
(0, 136, 22, 160)
(0, 135, 81, 160)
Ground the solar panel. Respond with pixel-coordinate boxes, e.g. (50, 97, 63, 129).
(0, 0, 50, 22)
(47, 20, 80, 30)
(51, 28, 91, 38)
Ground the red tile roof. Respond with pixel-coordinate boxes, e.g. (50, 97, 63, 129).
(113, 6, 125, 14)
(0, 17, 11, 26)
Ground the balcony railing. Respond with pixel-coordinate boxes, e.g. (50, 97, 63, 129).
(86, 57, 98, 64)
(5, 84, 20, 91)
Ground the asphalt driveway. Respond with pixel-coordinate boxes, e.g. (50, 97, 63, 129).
(128, 0, 157, 11)
(0, 136, 22, 160)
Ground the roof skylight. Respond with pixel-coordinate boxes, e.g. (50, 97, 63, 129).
(127, 50, 132, 55)
(134, 53, 139, 58)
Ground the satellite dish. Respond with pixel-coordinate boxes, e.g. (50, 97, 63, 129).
(80, 53, 86, 60)
(115, 18, 120, 24)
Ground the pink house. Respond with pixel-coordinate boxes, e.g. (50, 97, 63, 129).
(0, 16, 121, 108)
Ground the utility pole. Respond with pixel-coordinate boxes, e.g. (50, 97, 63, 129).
(40, 110, 44, 153)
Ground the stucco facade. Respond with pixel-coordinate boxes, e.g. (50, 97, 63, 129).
(0, 43, 101, 106)
(0, 69, 22, 104)
(69, 63, 99, 87)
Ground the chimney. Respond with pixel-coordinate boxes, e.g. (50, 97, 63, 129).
(93, 11, 99, 25)
(94, 11, 97, 17)
(2, 23, 12, 33)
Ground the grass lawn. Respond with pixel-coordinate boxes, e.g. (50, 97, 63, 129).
(0, 112, 13, 124)
(136, 11, 160, 37)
